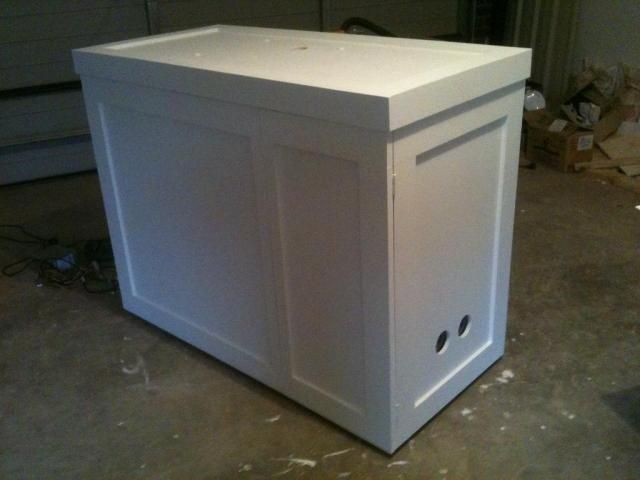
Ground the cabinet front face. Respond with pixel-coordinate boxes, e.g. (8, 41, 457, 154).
(392, 85, 524, 445)
(84, 79, 396, 451)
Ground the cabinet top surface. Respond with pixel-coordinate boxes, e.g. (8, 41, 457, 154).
(75, 25, 529, 98)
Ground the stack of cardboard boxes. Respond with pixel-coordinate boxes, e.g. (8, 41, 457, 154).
(524, 64, 635, 172)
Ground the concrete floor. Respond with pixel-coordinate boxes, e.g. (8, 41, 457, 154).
(1, 166, 639, 479)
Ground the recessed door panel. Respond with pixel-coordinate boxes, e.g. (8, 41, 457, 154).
(395, 120, 506, 408)
(273, 146, 366, 412)
(103, 105, 271, 364)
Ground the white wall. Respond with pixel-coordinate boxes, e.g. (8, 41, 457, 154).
(572, 0, 640, 72)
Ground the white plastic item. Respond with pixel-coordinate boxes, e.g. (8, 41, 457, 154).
(524, 87, 546, 111)
(74, 26, 531, 453)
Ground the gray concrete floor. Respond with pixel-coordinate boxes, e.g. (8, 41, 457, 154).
(1, 166, 639, 480)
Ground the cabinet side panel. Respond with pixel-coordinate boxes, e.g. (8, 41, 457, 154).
(392, 84, 525, 449)
(274, 147, 365, 412)
(405, 119, 505, 404)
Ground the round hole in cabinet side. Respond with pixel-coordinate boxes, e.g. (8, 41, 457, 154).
(458, 315, 471, 337)
(435, 331, 449, 354)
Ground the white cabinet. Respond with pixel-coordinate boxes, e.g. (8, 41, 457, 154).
(74, 25, 530, 453)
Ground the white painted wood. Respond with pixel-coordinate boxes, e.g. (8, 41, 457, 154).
(275, 150, 365, 410)
(259, 111, 394, 448)
(81, 79, 283, 385)
(76, 26, 530, 452)
(74, 25, 530, 131)
(391, 84, 525, 446)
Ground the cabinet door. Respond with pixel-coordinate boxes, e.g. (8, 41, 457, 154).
(259, 110, 395, 450)
(392, 84, 524, 445)
(82, 78, 282, 386)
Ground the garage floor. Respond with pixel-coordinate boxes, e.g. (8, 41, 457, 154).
(1, 166, 639, 479)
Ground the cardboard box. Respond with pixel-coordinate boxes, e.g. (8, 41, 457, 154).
(561, 101, 624, 143)
(563, 69, 626, 143)
(525, 111, 594, 172)
(593, 104, 625, 142)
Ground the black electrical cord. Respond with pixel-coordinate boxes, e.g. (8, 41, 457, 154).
(1, 256, 36, 276)
(0, 224, 55, 275)
(0, 224, 118, 294)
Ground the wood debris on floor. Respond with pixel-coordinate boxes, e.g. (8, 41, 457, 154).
(576, 148, 640, 194)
